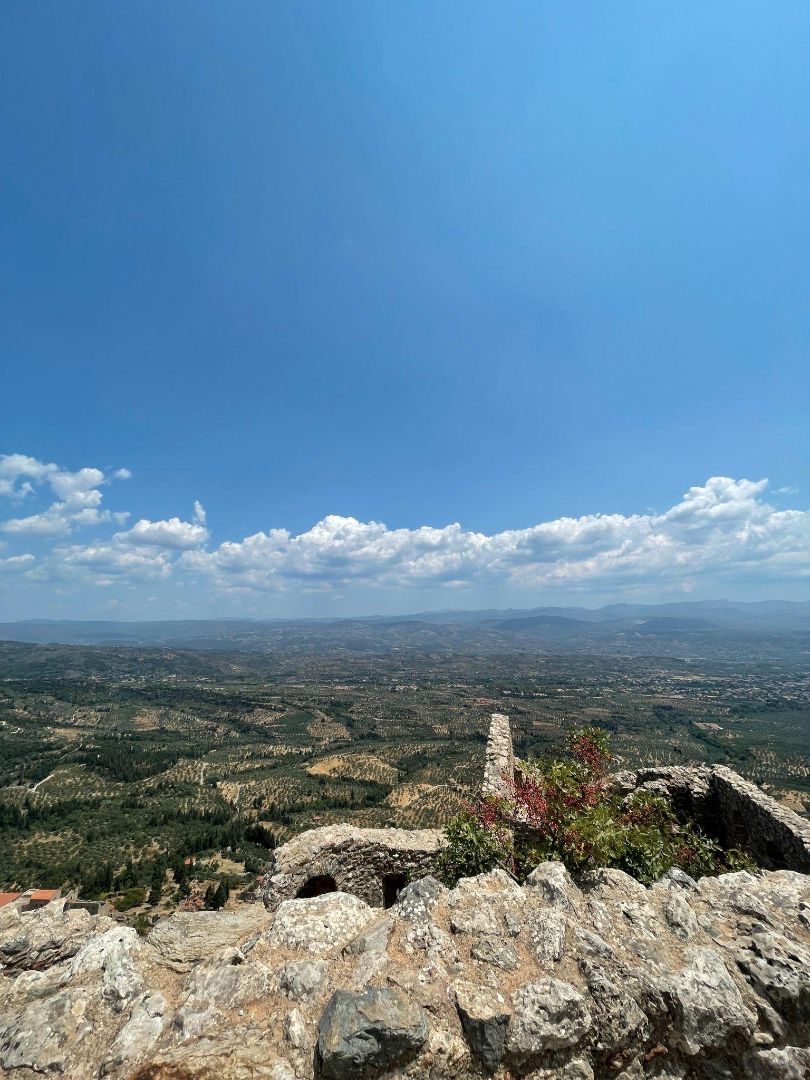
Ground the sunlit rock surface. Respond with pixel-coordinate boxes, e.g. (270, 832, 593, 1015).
(1, 864, 809, 1079)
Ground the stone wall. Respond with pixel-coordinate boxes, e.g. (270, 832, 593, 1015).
(481, 712, 515, 799)
(262, 824, 444, 910)
(264, 714, 810, 912)
(612, 763, 810, 873)
(711, 765, 810, 873)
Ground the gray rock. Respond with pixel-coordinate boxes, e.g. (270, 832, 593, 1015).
(265, 892, 375, 955)
(526, 862, 579, 910)
(735, 929, 810, 1024)
(102, 990, 165, 1074)
(69, 925, 146, 1010)
(743, 1046, 810, 1079)
(0, 906, 117, 973)
(471, 933, 520, 971)
(395, 875, 446, 923)
(585, 969, 649, 1056)
(316, 986, 429, 1078)
(662, 891, 699, 941)
(669, 947, 756, 1054)
(278, 958, 328, 1002)
(147, 907, 269, 964)
(454, 983, 511, 1074)
(529, 908, 567, 963)
(284, 1006, 311, 1051)
(181, 954, 276, 1008)
(448, 869, 524, 936)
(343, 915, 392, 956)
(525, 1057, 595, 1079)
(0, 986, 91, 1073)
(660, 867, 698, 891)
(507, 979, 592, 1064)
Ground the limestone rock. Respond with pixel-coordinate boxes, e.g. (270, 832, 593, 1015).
(668, 947, 756, 1054)
(508, 978, 592, 1064)
(102, 990, 166, 1074)
(454, 982, 511, 1074)
(525, 861, 580, 910)
(471, 933, 520, 970)
(0, 904, 117, 973)
(147, 907, 269, 964)
(277, 958, 327, 1001)
(735, 929, 810, 1025)
(394, 875, 446, 923)
(0, 859, 808, 1079)
(0, 986, 92, 1073)
(316, 986, 429, 1078)
(448, 868, 524, 936)
(265, 892, 375, 955)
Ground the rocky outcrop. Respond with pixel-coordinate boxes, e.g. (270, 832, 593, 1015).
(2, 865, 809, 1079)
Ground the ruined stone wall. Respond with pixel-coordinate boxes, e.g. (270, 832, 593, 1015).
(612, 763, 810, 873)
(264, 716, 810, 913)
(262, 824, 444, 910)
(711, 765, 810, 873)
(482, 712, 515, 799)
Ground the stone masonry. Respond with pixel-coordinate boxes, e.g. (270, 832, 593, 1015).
(481, 712, 514, 800)
(262, 824, 444, 910)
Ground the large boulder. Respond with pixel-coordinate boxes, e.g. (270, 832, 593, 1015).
(316, 986, 428, 1078)
(265, 892, 376, 955)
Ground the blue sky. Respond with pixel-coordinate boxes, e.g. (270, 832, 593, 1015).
(1, 2, 808, 618)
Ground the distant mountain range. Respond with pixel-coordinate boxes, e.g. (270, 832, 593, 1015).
(1, 601, 809, 660)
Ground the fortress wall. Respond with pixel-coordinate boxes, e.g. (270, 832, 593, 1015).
(262, 715, 810, 914)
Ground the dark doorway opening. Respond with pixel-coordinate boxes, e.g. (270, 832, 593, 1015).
(296, 875, 338, 899)
(383, 872, 408, 908)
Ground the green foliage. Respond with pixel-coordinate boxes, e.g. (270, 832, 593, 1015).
(440, 729, 760, 887)
(134, 912, 151, 936)
(437, 808, 511, 885)
(114, 886, 146, 912)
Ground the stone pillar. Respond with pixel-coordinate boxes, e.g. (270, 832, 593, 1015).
(482, 713, 515, 800)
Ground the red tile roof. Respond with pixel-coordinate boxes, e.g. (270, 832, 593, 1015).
(29, 889, 60, 902)
(0, 892, 22, 907)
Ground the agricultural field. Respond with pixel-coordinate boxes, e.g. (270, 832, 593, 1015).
(0, 638, 808, 913)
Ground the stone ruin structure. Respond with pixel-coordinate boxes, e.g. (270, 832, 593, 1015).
(2, 713, 810, 1078)
(262, 712, 810, 915)
(262, 824, 444, 911)
(480, 714, 810, 875)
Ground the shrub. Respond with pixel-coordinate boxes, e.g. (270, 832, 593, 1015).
(439, 728, 757, 887)
(114, 886, 146, 912)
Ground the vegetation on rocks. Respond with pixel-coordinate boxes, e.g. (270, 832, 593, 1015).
(439, 728, 756, 886)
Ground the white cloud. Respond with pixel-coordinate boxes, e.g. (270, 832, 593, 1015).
(113, 468, 133, 480)
(0, 454, 131, 538)
(49, 542, 175, 583)
(115, 514, 209, 550)
(0, 553, 35, 571)
(180, 477, 810, 596)
(2, 468, 808, 602)
(0, 453, 58, 499)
